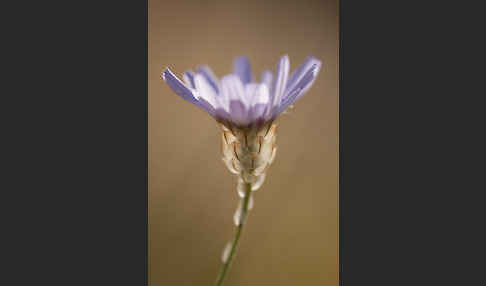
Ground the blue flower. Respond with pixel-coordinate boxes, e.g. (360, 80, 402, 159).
(162, 55, 321, 128)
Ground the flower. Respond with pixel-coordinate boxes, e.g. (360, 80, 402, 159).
(162, 55, 322, 284)
(161, 55, 321, 129)
(162, 54, 322, 186)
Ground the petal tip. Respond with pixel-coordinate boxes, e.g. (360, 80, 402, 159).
(310, 56, 323, 69)
(161, 67, 171, 82)
(281, 54, 290, 62)
(235, 55, 249, 61)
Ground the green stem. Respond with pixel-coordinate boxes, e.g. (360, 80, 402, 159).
(215, 182, 252, 286)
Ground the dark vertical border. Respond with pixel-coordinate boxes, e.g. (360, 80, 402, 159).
(338, 0, 343, 285)
(339, 0, 478, 285)
(3, 0, 148, 285)
(340, 0, 404, 283)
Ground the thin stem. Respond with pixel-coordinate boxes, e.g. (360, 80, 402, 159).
(215, 182, 252, 286)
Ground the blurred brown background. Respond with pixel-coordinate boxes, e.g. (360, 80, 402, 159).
(149, 0, 338, 285)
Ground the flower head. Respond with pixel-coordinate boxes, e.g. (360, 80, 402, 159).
(162, 55, 321, 129)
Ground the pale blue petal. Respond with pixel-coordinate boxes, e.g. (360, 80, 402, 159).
(250, 83, 270, 108)
(221, 75, 249, 108)
(194, 73, 219, 108)
(278, 63, 320, 115)
(294, 62, 321, 100)
(268, 54, 290, 118)
(183, 70, 196, 88)
(233, 56, 252, 85)
(260, 70, 273, 89)
(245, 83, 260, 104)
(249, 84, 270, 122)
(229, 100, 250, 126)
(162, 68, 198, 104)
(249, 103, 267, 122)
(286, 56, 322, 94)
(162, 68, 215, 116)
(287, 61, 321, 103)
(195, 96, 217, 117)
(196, 65, 220, 93)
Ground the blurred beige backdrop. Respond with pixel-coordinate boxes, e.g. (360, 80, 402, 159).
(149, 0, 338, 285)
